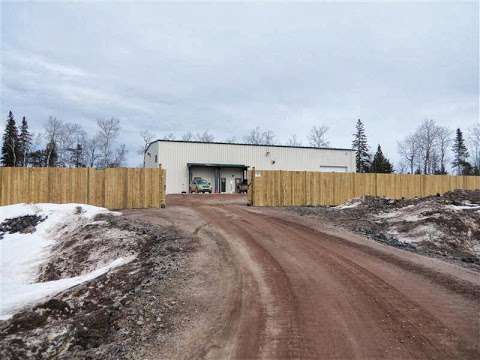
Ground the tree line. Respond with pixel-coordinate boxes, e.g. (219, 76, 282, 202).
(352, 118, 479, 175)
(150, 118, 479, 175)
(397, 119, 479, 176)
(140, 125, 330, 150)
(2, 110, 478, 175)
(1, 111, 127, 168)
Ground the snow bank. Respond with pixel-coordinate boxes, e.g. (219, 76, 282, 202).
(1, 257, 132, 320)
(335, 199, 362, 209)
(0, 203, 126, 320)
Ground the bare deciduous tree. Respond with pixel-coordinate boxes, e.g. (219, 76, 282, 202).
(287, 134, 302, 146)
(436, 126, 452, 174)
(60, 123, 86, 167)
(196, 130, 215, 142)
(162, 133, 176, 140)
(224, 137, 238, 144)
(111, 144, 127, 168)
(138, 130, 155, 167)
(138, 130, 154, 155)
(181, 131, 194, 141)
(398, 119, 453, 174)
(96, 118, 120, 168)
(308, 125, 329, 147)
(415, 119, 441, 174)
(469, 122, 480, 170)
(44, 117, 64, 167)
(84, 135, 101, 167)
(243, 127, 275, 145)
(397, 134, 420, 174)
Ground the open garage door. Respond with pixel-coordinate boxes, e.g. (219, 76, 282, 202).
(188, 163, 248, 193)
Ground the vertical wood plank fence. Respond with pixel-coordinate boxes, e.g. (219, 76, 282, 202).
(248, 169, 480, 206)
(0, 167, 166, 210)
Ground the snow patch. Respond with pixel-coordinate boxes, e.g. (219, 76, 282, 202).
(445, 204, 480, 211)
(0, 203, 123, 320)
(1, 256, 133, 320)
(388, 224, 443, 244)
(335, 199, 362, 209)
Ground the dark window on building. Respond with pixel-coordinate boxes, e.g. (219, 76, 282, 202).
(155, 155, 158, 163)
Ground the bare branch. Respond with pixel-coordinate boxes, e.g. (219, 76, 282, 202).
(308, 126, 329, 147)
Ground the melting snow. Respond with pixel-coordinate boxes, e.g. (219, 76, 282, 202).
(445, 204, 480, 211)
(335, 199, 362, 209)
(0, 203, 128, 320)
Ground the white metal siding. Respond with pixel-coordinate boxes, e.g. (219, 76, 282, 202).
(146, 141, 356, 194)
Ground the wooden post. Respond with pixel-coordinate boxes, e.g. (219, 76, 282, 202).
(249, 167, 256, 206)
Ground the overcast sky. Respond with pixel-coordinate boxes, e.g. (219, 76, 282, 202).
(1, 1, 478, 166)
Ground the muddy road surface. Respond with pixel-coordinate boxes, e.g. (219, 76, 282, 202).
(124, 195, 480, 360)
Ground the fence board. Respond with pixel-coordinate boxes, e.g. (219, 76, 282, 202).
(0, 167, 166, 210)
(249, 170, 479, 206)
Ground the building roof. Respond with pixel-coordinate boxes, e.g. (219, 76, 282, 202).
(145, 139, 354, 154)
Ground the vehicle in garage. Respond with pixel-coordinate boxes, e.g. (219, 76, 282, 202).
(190, 177, 212, 193)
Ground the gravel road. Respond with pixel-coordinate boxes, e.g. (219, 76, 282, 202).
(124, 195, 480, 360)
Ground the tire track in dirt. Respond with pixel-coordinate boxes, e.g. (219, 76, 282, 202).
(249, 212, 472, 358)
(199, 205, 305, 360)
(195, 203, 480, 359)
(128, 197, 479, 359)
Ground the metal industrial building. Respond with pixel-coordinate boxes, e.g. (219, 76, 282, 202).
(144, 140, 356, 194)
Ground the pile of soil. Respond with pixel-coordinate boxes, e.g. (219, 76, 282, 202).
(0, 215, 46, 239)
(0, 214, 194, 359)
(290, 190, 480, 268)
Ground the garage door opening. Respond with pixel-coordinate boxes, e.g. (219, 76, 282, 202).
(188, 163, 248, 194)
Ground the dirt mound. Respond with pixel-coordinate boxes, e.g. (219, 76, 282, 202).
(291, 190, 480, 268)
(0, 215, 46, 239)
(0, 213, 194, 359)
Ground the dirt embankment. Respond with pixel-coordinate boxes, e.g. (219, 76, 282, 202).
(290, 190, 480, 268)
(0, 213, 194, 359)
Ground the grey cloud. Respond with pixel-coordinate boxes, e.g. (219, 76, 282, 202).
(1, 1, 478, 166)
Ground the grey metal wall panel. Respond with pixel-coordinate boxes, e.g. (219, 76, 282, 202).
(146, 141, 356, 193)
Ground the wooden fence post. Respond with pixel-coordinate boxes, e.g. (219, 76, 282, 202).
(249, 167, 256, 206)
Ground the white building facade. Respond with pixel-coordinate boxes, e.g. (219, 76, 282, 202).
(145, 140, 356, 194)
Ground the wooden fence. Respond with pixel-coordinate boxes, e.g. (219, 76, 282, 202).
(248, 169, 480, 206)
(0, 167, 166, 210)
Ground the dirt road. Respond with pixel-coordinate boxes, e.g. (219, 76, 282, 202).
(125, 195, 480, 360)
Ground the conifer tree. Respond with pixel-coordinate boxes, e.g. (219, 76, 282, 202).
(452, 128, 470, 175)
(370, 145, 393, 173)
(352, 119, 370, 172)
(17, 116, 32, 167)
(1, 111, 19, 167)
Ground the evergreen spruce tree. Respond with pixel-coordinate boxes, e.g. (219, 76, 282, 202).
(370, 145, 394, 173)
(452, 128, 470, 175)
(352, 119, 370, 172)
(17, 116, 32, 167)
(1, 111, 19, 167)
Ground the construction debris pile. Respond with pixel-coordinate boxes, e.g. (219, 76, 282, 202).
(291, 190, 480, 268)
